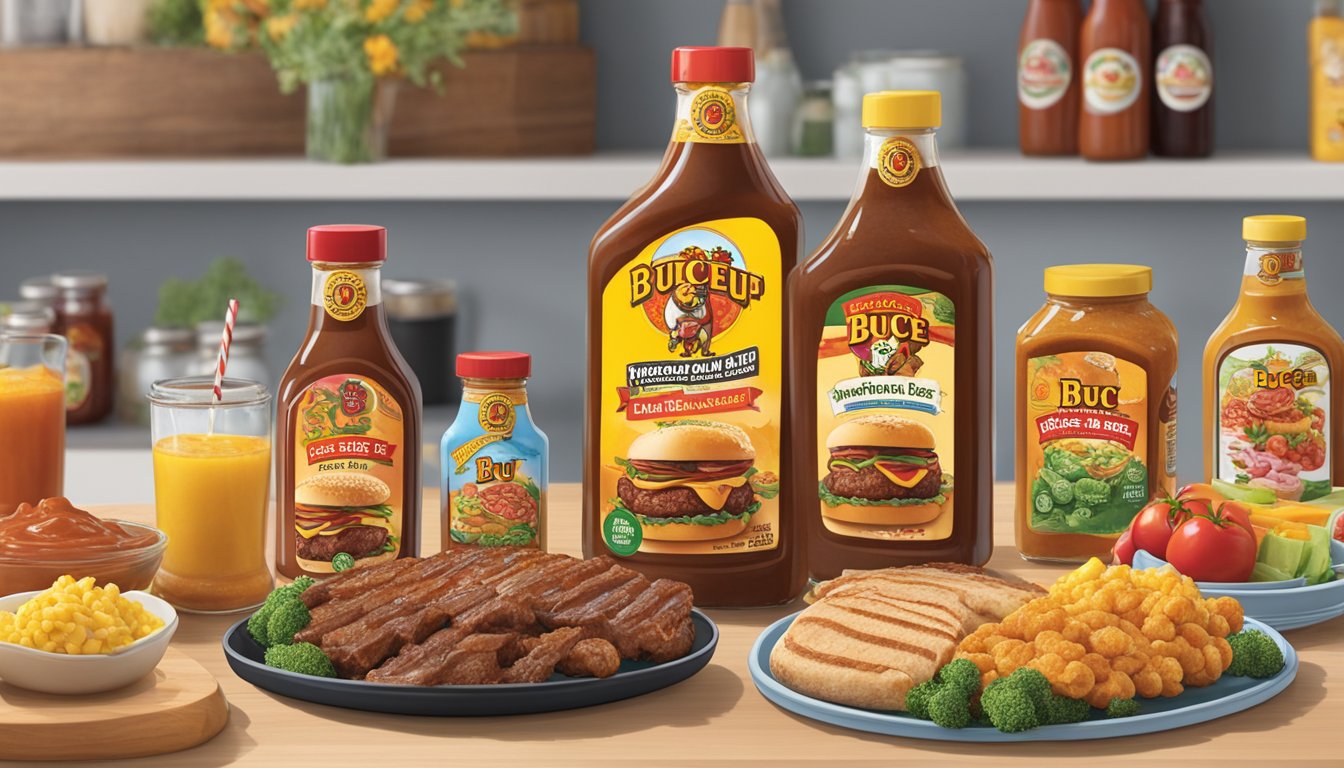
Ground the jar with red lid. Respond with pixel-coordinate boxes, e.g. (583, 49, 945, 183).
(440, 351, 548, 552)
(52, 271, 114, 424)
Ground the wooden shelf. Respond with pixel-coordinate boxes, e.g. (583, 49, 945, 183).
(0, 151, 1338, 202)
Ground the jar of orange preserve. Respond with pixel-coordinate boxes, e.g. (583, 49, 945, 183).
(1016, 265, 1178, 563)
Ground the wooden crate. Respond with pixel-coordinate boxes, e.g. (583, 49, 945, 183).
(0, 45, 595, 158)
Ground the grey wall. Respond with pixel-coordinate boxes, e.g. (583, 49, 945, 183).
(0, 1, 1337, 486)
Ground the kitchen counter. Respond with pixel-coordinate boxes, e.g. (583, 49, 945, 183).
(33, 484, 1341, 767)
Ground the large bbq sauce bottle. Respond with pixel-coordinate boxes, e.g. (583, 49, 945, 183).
(584, 47, 805, 607)
(789, 91, 994, 582)
(276, 225, 423, 580)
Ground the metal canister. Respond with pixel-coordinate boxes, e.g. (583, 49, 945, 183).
(384, 279, 459, 405)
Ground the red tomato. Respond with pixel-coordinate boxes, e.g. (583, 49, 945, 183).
(1266, 435, 1289, 458)
(1112, 529, 1137, 566)
(1130, 499, 1189, 560)
(1217, 501, 1256, 538)
(1165, 512, 1258, 583)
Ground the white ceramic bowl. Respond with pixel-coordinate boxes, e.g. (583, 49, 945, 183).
(0, 589, 178, 694)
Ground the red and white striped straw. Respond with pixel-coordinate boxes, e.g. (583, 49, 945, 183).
(212, 299, 239, 404)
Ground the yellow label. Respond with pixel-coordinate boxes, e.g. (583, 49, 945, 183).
(323, 270, 368, 321)
(598, 218, 782, 556)
(292, 374, 405, 574)
(478, 392, 516, 435)
(877, 137, 921, 188)
(675, 87, 745, 144)
(816, 286, 954, 542)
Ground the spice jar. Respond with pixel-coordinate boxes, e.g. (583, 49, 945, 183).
(119, 327, 196, 425)
(197, 321, 270, 391)
(19, 276, 57, 308)
(1016, 265, 1179, 563)
(384, 279, 459, 405)
(793, 80, 834, 157)
(1, 300, 55, 334)
(52, 271, 115, 425)
(441, 352, 548, 551)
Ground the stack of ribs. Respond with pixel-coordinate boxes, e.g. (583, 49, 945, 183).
(291, 548, 696, 685)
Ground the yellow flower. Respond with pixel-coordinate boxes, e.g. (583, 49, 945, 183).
(294, 0, 327, 9)
(364, 0, 397, 23)
(404, 0, 433, 23)
(364, 34, 400, 76)
(204, 9, 236, 50)
(265, 13, 297, 41)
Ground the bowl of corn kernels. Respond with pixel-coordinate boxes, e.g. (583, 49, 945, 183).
(0, 574, 177, 694)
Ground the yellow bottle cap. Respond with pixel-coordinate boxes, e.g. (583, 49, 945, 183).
(1243, 215, 1307, 243)
(862, 91, 942, 130)
(1044, 264, 1153, 298)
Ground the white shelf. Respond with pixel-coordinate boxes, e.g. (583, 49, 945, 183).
(0, 151, 1338, 202)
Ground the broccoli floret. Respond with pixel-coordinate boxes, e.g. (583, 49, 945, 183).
(1105, 698, 1140, 718)
(247, 578, 316, 647)
(982, 686, 1040, 733)
(1226, 630, 1286, 678)
(264, 642, 336, 678)
(1074, 477, 1111, 505)
(927, 685, 972, 729)
(247, 605, 274, 645)
(936, 658, 982, 697)
(1042, 693, 1091, 725)
(905, 679, 939, 720)
(265, 599, 312, 646)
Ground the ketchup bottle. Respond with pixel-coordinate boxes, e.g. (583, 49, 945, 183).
(1018, 0, 1083, 156)
(1152, 0, 1214, 157)
(1080, 0, 1151, 161)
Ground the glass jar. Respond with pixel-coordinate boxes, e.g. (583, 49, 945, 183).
(0, 333, 66, 511)
(384, 278, 459, 405)
(197, 321, 270, 391)
(149, 376, 273, 613)
(19, 276, 57, 308)
(306, 77, 399, 164)
(1, 300, 55, 334)
(1016, 265, 1179, 563)
(52, 271, 115, 425)
(793, 80, 834, 157)
(119, 327, 196, 425)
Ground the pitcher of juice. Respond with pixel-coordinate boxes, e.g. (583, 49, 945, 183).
(149, 376, 274, 613)
(0, 333, 66, 512)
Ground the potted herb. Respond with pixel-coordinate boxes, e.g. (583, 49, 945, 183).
(207, 0, 514, 164)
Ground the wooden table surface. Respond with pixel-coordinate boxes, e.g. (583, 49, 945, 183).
(27, 484, 1340, 767)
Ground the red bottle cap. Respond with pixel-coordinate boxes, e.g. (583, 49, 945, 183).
(671, 46, 754, 84)
(457, 351, 531, 379)
(307, 224, 387, 263)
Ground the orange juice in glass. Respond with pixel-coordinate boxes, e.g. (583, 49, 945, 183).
(149, 377, 273, 613)
(0, 333, 66, 512)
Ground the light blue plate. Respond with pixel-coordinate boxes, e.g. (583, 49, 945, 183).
(1132, 541, 1344, 631)
(748, 614, 1296, 742)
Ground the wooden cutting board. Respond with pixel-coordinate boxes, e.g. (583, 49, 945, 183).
(0, 647, 229, 762)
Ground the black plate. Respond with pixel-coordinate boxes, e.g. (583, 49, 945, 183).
(222, 609, 718, 716)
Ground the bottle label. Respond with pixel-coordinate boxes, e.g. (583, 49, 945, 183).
(1244, 248, 1305, 286)
(1019, 38, 1073, 110)
(675, 86, 746, 144)
(63, 321, 101, 411)
(598, 218, 782, 556)
(291, 374, 408, 573)
(1025, 352, 1160, 536)
(1215, 343, 1331, 502)
(877, 138, 921, 188)
(1155, 44, 1213, 112)
(444, 389, 545, 549)
(323, 270, 369, 321)
(1083, 48, 1142, 114)
(814, 286, 955, 542)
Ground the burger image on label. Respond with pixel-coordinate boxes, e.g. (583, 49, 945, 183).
(613, 421, 778, 542)
(820, 414, 952, 526)
(294, 472, 398, 566)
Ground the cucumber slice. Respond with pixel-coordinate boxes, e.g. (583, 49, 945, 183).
(1250, 562, 1292, 583)
(1212, 478, 1278, 505)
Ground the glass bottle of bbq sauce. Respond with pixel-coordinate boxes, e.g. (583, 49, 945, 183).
(1080, 0, 1151, 161)
(1204, 216, 1344, 503)
(584, 46, 805, 607)
(1019, 0, 1083, 156)
(276, 225, 423, 580)
(1152, 0, 1214, 158)
(441, 352, 548, 552)
(789, 91, 994, 582)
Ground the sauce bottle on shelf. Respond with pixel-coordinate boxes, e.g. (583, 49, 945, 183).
(441, 352, 548, 552)
(1203, 216, 1344, 503)
(1080, 0, 1150, 161)
(1152, 0, 1214, 158)
(276, 225, 422, 580)
(1019, 0, 1083, 156)
(1016, 266, 1179, 564)
(789, 91, 994, 581)
(585, 46, 805, 607)
(1310, 0, 1344, 162)
(52, 271, 114, 425)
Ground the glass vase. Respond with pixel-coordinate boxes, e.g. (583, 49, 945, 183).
(306, 76, 399, 164)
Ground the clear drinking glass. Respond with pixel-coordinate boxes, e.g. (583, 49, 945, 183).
(149, 376, 273, 613)
(0, 333, 66, 511)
